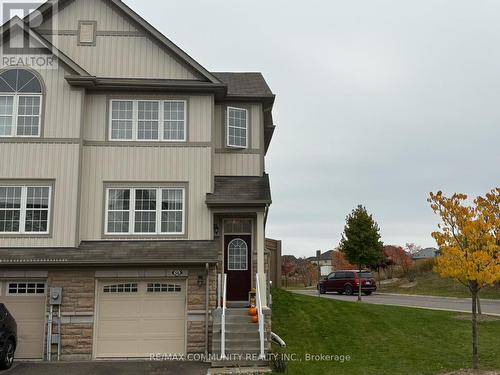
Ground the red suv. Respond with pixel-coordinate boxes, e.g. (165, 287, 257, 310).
(318, 270, 376, 296)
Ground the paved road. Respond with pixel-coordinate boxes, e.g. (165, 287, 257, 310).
(4, 361, 209, 375)
(293, 289, 500, 316)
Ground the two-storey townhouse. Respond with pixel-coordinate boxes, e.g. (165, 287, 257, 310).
(0, 0, 275, 362)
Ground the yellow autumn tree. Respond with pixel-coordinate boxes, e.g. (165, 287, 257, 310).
(428, 188, 500, 369)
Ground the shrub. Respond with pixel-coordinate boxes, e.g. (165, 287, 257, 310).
(414, 258, 436, 275)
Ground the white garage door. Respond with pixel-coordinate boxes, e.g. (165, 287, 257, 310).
(95, 280, 186, 358)
(0, 281, 46, 359)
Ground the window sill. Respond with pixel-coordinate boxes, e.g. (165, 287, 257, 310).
(101, 234, 188, 240)
(0, 233, 52, 238)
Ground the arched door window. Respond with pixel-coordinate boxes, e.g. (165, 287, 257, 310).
(227, 238, 248, 270)
(0, 69, 43, 137)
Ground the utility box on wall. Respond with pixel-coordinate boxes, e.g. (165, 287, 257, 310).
(49, 287, 62, 305)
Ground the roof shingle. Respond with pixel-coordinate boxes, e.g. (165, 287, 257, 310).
(0, 240, 219, 266)
(206, 174, 272, 207)
(212, 72, 274, 98)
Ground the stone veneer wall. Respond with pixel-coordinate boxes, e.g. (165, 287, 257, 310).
(47, 270, 95, 360)
(187, 266, 217, 353)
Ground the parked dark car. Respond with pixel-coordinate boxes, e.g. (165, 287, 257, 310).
(0, 304, 17, 370)
(318, 270, 377, 295)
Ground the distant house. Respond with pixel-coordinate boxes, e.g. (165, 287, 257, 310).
(412, 247, 440, 260)
(266, 238, 282, 288)
(308, 250, 334, 276)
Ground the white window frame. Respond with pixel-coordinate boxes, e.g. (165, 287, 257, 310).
(226, 106, 248, 149)
(104, 187, 185, 236)
(227, 238, 249, 271)
(109, 99, 186, 142)
(0, 185, 51, 235)
(6, 281, 46, 296)
(0, 94, 43, 138)
(102, 283, 138, 293)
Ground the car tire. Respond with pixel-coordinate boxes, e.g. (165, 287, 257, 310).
(344, 285, 354, 296)
(319, 285, 326, 294)
(364, 291, 372, 296)
(0, 339, 15, 370)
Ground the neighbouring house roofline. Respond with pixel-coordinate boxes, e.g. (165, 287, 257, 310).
(0, 240, 219, 266)
(28, 0, 222, 84)
(0, 16, 91, 76)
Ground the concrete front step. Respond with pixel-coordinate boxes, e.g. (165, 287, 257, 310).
(212, 342, 263, 351)
(213, 323, 260, 333)
(213, 331, 260, 341)
(219, 315, 259, 324)
(212, 347, 263, 355)
(224, 308, 253, 316)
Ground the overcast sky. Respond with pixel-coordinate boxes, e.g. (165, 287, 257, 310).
(125, 0, 500, 257)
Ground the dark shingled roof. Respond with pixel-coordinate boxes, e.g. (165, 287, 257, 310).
(0, 240, 218, 266)
(206, 174, 272, 207)
(212, 72, 275, 99)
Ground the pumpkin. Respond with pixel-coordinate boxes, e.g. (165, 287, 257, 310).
(251, 315, 258, 323)
(248, 307, 257, 316)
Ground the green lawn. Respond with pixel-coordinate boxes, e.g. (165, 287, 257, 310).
(271, 289, 500, 375)
(378, 272, 500, 300)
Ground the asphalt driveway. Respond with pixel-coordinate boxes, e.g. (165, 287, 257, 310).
(293, 289, 500, 316)
(4, 361, 209, 375)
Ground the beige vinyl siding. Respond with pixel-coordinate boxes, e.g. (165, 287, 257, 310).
(214, 153, 262, 176)
(79, 146, 211, 240)
(52, 0, 138, 32)
(37, 67, 84, 139)
(0, 143, 80, 247)
(188, 96, 212, 142)
(54, 34, 201, 79)
(83, 94, 212, 142)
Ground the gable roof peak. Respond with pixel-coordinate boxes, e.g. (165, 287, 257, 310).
(29, 0, 222, 84)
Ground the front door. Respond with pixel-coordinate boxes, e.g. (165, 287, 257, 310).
(224, 234, 251, 301)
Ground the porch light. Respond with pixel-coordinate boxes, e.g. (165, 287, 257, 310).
(213, 224, 220, 238)
(197, 275, 204, 287)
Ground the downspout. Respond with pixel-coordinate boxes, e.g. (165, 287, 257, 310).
(205, 262, 209, 357)
(264, 204, 270, 227)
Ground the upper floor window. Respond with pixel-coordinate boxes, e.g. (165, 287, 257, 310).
(0, 185, 51, 234)
(0, 69, 43, 138)
(105, 187, 185, 235)
(109, 99, 186, 142)
(227, 106, 248, 148)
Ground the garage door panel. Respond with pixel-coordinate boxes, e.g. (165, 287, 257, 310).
(98, 319, 141, 337)
(141, 338, 184, 354)
(95, 280, 186, 358)
(96, 340, 141, 358)
(141, 299, 185, 316)
(0, 281, 46, 360)
(141, 318, 185, 335)
(99, 299, 141, 316)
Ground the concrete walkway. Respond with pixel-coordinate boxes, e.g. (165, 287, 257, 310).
(292, 289, 500, 316)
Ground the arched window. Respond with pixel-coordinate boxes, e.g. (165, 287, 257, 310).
(227, 238, 248, 271)
(0, 69, 43, 137)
